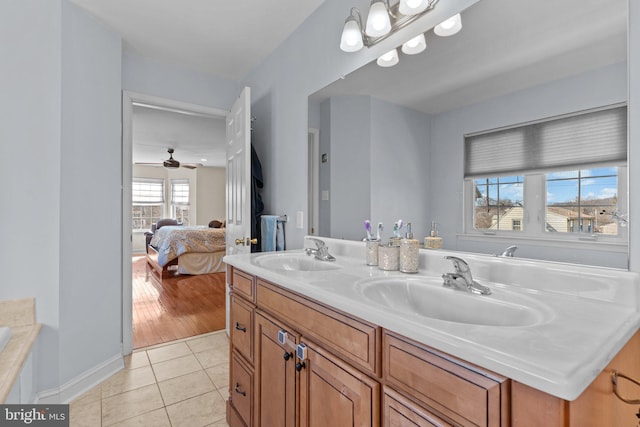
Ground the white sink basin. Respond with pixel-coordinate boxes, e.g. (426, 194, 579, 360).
(356, 277, 551, 327)
(255, 253, 342, 272)
(0, 326, 12, 353)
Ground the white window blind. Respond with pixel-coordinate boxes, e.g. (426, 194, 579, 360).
(464, 105, 627, 178)
(171, 179, 189, 205)
(132, 178, 164, 204)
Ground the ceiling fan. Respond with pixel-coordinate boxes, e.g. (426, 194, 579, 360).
(137, 148, 198, 169)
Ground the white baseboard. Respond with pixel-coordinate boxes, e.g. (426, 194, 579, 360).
(35, 353, 124, 404)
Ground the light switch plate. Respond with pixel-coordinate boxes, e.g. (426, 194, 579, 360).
(322, 190, 329, 201)
(296, 211, 304, 229)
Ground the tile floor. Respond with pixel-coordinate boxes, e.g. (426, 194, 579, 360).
(69, 330, 230, 427)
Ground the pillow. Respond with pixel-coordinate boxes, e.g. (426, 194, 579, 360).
(209, 220, 223, 228)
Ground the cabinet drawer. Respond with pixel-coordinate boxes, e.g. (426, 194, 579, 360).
(383, 331, 508, 427)
(231, 296, 254, 363)
(232, 269, 255, 302)
(383, 387, 453, 427)
(257, 279, 380, 375)
(231, 351, 253, 427)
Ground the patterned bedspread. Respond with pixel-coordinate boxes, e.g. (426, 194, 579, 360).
(150, 226, 226, 266)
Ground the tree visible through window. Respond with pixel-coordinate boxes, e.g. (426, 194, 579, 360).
(473, 176, 524, 231)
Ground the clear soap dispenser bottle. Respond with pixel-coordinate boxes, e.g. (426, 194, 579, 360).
(400, 223, 419, 273)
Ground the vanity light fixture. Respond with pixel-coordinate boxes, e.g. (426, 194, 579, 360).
(339, 0, 463, 68)
(339, 0, 439, 52)
(377, 48, 399, 67)
(434, 13, 462, 36)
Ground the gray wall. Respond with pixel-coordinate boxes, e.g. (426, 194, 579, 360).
(1, 0, 122, 392)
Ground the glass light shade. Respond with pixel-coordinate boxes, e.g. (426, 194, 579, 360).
(434, 13, 462, 37)
(365, 0, 392, 37)
(377, 48, 399, 67)
(401, 33, 426, 55)
(399, 0, 430, 16)
(340, 17, 364, 52)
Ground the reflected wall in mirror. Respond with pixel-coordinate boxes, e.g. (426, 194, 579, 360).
(308, 0, 628, 268)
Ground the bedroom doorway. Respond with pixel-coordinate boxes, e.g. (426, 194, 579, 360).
(122, 91, 229, 353)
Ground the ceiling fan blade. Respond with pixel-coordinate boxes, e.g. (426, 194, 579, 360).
(182, 164, 197, 169)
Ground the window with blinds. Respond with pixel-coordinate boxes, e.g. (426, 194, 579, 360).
(465, 105, 627, 178)
(464, 105, 628, 241)
(171, 179, 190, 226)
(132, 178, 164, 231)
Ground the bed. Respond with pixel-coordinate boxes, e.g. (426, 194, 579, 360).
(146, 225, 226, 279)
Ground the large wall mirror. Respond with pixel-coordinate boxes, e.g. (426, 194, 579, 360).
(308, 0, 629, 268)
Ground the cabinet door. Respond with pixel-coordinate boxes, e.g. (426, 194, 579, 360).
(299, 339, 380, 427)
(254, 312, 299, 427)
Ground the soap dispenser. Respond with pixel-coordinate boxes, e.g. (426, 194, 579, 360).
(400, 223, 419, 273)
(425, 221, 443, 249)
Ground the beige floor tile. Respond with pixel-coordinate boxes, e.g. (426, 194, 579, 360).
(166, 391, 227, 427)
(124, 351, 150, 370)
(70, 399, 101, 427)
(101, 365, 157, 398)
(207, 421, 230, 427)
(152, 353, 202, 382)
(158, 370, 215, 406)
(70, 384, 101, 407)
(147, 341, 192, 364)
(205, 361, 229, 390)
(186, 332, 229, 354)
(109, 408, 171, 427)
(102, 384, 164, 426)
(194, 346, 229, 369)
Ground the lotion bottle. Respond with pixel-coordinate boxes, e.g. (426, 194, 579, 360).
(400, 223, 419, 273)
(425, 221, 443, 249)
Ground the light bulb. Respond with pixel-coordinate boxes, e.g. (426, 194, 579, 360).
(365, 0, 391, 37)
(434, 13, 462, 37)
(399, 0, 429, 16)
(401, 33, 426, 55)
(377, 48, 399, 67)
(340, 17, 364, 52)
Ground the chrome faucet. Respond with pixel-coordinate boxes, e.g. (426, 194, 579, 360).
(497, 245, 518, 257)
(442, 256, 491, 295)
(304, 238, 336, 261)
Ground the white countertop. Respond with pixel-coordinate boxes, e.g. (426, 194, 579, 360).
(223, 238, 640, 401)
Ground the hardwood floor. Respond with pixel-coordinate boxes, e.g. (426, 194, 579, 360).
(132, 254, 226, 349)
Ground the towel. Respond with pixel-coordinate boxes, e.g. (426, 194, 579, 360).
(261, 215, 285, 252)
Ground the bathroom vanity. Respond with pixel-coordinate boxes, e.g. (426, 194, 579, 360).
(223, 238, 640, 426)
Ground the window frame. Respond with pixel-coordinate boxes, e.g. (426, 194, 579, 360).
(463, 166, 628, 245)
(132, 178, 165, 232)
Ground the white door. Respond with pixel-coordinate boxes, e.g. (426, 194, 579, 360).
(226, 86, 252, 255)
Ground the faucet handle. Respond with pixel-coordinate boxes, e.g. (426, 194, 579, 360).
(445, 256, 470, 273)
(306, 237, 326, 249)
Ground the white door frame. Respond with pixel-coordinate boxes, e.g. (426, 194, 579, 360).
(121, 91, 228, 355)
(308, 128, 320, 235)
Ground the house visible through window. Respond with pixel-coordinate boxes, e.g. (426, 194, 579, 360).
(465, 105, 627, 242)
(171, 179, 190, 226)
(132, 178, 164, 231)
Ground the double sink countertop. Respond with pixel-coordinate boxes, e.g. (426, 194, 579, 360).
(223, 237, 640, 401)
